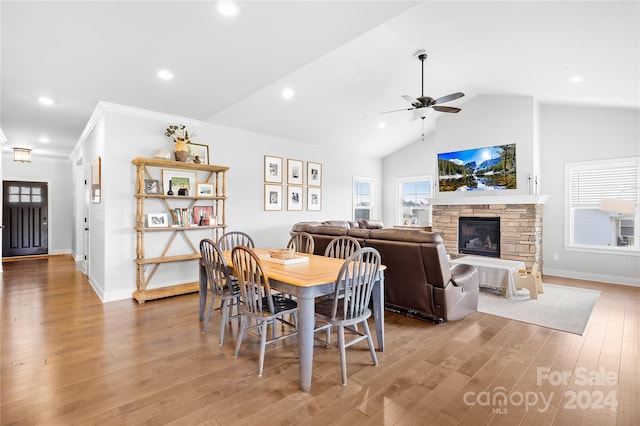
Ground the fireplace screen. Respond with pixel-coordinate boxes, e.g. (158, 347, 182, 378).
(458, 217, 500, 257)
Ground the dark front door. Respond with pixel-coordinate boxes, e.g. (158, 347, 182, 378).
(2, 181, 49, 257)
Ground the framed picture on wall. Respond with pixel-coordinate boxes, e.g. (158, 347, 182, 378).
(307, 187, 321, 211)
(264, 184, 282, 211)
(287, 185, 303, 211)
(287, 158, 303, 185)
(264, 155, 283, 183)
(307, 161, 322, 187)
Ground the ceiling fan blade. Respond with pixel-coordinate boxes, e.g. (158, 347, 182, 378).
(433, 105, 461, 113)
(379, 106, 415, 115)
(402, 95, 423, 108)
(433, 92, 465, 105)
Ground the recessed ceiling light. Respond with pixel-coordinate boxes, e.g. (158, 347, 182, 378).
(281, 88, 295, 100)
(378, 122, 387, 129)
(215, 1, 241, 17)
(38, 96, 54, 106)
(157, 69, 174, 80)
(568, 75, 584, 83)
(39, 136, 50, 143)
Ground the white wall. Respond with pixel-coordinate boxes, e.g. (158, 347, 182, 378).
(77, 103, 382, 302)
(539, 104, 640, 285)
(1, 155, 73, 255)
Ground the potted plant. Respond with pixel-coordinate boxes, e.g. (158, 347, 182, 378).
(165, 124, 194, 162)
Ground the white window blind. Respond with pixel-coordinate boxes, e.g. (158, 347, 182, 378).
(570, 159, 639, 207)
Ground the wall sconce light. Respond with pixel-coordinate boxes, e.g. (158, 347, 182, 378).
(13, 148, 32, 163)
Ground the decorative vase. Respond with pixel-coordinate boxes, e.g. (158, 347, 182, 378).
(167, 180, 174, 196)
(174, 150, 188, 162)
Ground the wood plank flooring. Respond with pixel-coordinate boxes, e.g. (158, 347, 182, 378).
(1, 255, 638, 425)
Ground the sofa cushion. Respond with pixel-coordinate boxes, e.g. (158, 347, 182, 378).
(358, 219, 384, 229)
(320, 220, 352, 229)
(367, 228, 443, 244)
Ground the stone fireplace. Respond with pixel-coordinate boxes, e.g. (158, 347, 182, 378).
(431, 195, 549, 268)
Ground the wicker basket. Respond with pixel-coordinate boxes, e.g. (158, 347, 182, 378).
(269, 248, 295, 260)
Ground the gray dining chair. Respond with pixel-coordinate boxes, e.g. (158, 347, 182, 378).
(217, 231, 255, 251)
(231, 246, 298, 377)
(287, 231, 314, 254)
(199, 239, 242, 345)
(314, 247, 381, 385)
(324, 236, 361, 259)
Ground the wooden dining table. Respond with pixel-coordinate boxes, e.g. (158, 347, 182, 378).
(198, 248, 385, 392)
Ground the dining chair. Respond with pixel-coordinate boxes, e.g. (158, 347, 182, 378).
(324, 236, 361, 259)
(199, 239, 242, 345)
(314, 247, 381, 385)
(217, 231, 255, 251)
(287, 231, 314, 254)
(231, 246, 298, 377)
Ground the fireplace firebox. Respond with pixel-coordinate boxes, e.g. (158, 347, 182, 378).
(458, 217, 500, 258)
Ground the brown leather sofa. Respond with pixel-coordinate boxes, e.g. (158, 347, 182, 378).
(291, 220, 479, 323)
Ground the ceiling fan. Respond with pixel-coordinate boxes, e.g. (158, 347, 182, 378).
(381, 51, 464, 120)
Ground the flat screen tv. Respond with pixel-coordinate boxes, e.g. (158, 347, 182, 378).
(438, 143, 517, 192)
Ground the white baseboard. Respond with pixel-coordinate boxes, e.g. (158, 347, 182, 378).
(543, 267, 640, 287)
(102, 289, 136, 303)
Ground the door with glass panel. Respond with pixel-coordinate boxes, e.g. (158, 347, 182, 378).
(2, 181, 48, 257)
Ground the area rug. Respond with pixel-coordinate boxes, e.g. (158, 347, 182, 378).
(477, 283, 600, 335)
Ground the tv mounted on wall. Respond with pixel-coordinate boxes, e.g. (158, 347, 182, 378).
(438, 143, 517, 192)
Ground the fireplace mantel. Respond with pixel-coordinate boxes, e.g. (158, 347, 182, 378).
(429, 194, 550, 206)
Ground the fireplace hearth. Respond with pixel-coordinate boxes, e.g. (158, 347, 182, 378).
(458, 217, 500, 258)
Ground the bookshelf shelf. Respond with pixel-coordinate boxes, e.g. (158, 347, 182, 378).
(132, 157, 229, 303)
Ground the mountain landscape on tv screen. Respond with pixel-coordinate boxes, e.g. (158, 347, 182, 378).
(438, 144, 517, 192)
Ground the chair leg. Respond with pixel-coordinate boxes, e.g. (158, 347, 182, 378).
(258, 319, 268, 377)
(202, 296, 217, 333)
(362, 320, 378, 366)
(219, 299, 229, 345)
(234, 316, 247, 357)
(337, 325, 348, 385)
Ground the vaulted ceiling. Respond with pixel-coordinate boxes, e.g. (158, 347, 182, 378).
(1, 1, 638, 159)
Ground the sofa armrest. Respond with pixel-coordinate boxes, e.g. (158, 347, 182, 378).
(449, 263, 479, 290)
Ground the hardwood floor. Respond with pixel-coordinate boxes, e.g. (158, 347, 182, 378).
(1, 255, 638, 425)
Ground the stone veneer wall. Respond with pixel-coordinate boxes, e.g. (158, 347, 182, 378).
(431, 203, 543, 269)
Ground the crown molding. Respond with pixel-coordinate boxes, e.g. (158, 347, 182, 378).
(70, 101, 202, 160)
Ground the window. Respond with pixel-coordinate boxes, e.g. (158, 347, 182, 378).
(566, 157, 639, 253)
(397, 176, 432, 226)
(353, 177, 375, 221)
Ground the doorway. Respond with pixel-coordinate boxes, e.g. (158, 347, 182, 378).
(2, 181, 49, 257)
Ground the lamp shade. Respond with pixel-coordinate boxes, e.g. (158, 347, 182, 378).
(599, 198, 636, 215)
(13, 148, 31, 163)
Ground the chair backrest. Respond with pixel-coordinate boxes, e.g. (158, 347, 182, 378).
(199, 238, 234, 296)
(287, 231, 315, 254)
(231, 246, 274, 316)
(324, 236, 362, 259)
(328, 247, 381, 321)
(217, 231, 255, 251)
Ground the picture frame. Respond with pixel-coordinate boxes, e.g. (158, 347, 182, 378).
(144, 179, 160, 194)
(162, 169, 196, 196)
(91, 156, 101, 203)
(147, 213, 168, 228)
(196, 182, 214, 197)
(187, 143, 210, 165)
(264, 184, 283, 211)
(193, 206, 215, 225)
(264, 155, 283, 183)
(287, 158, 303, 185)
(287, 185, 303, 211)
(307, 161, 322, 187)
(307, 187, 322, 211)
